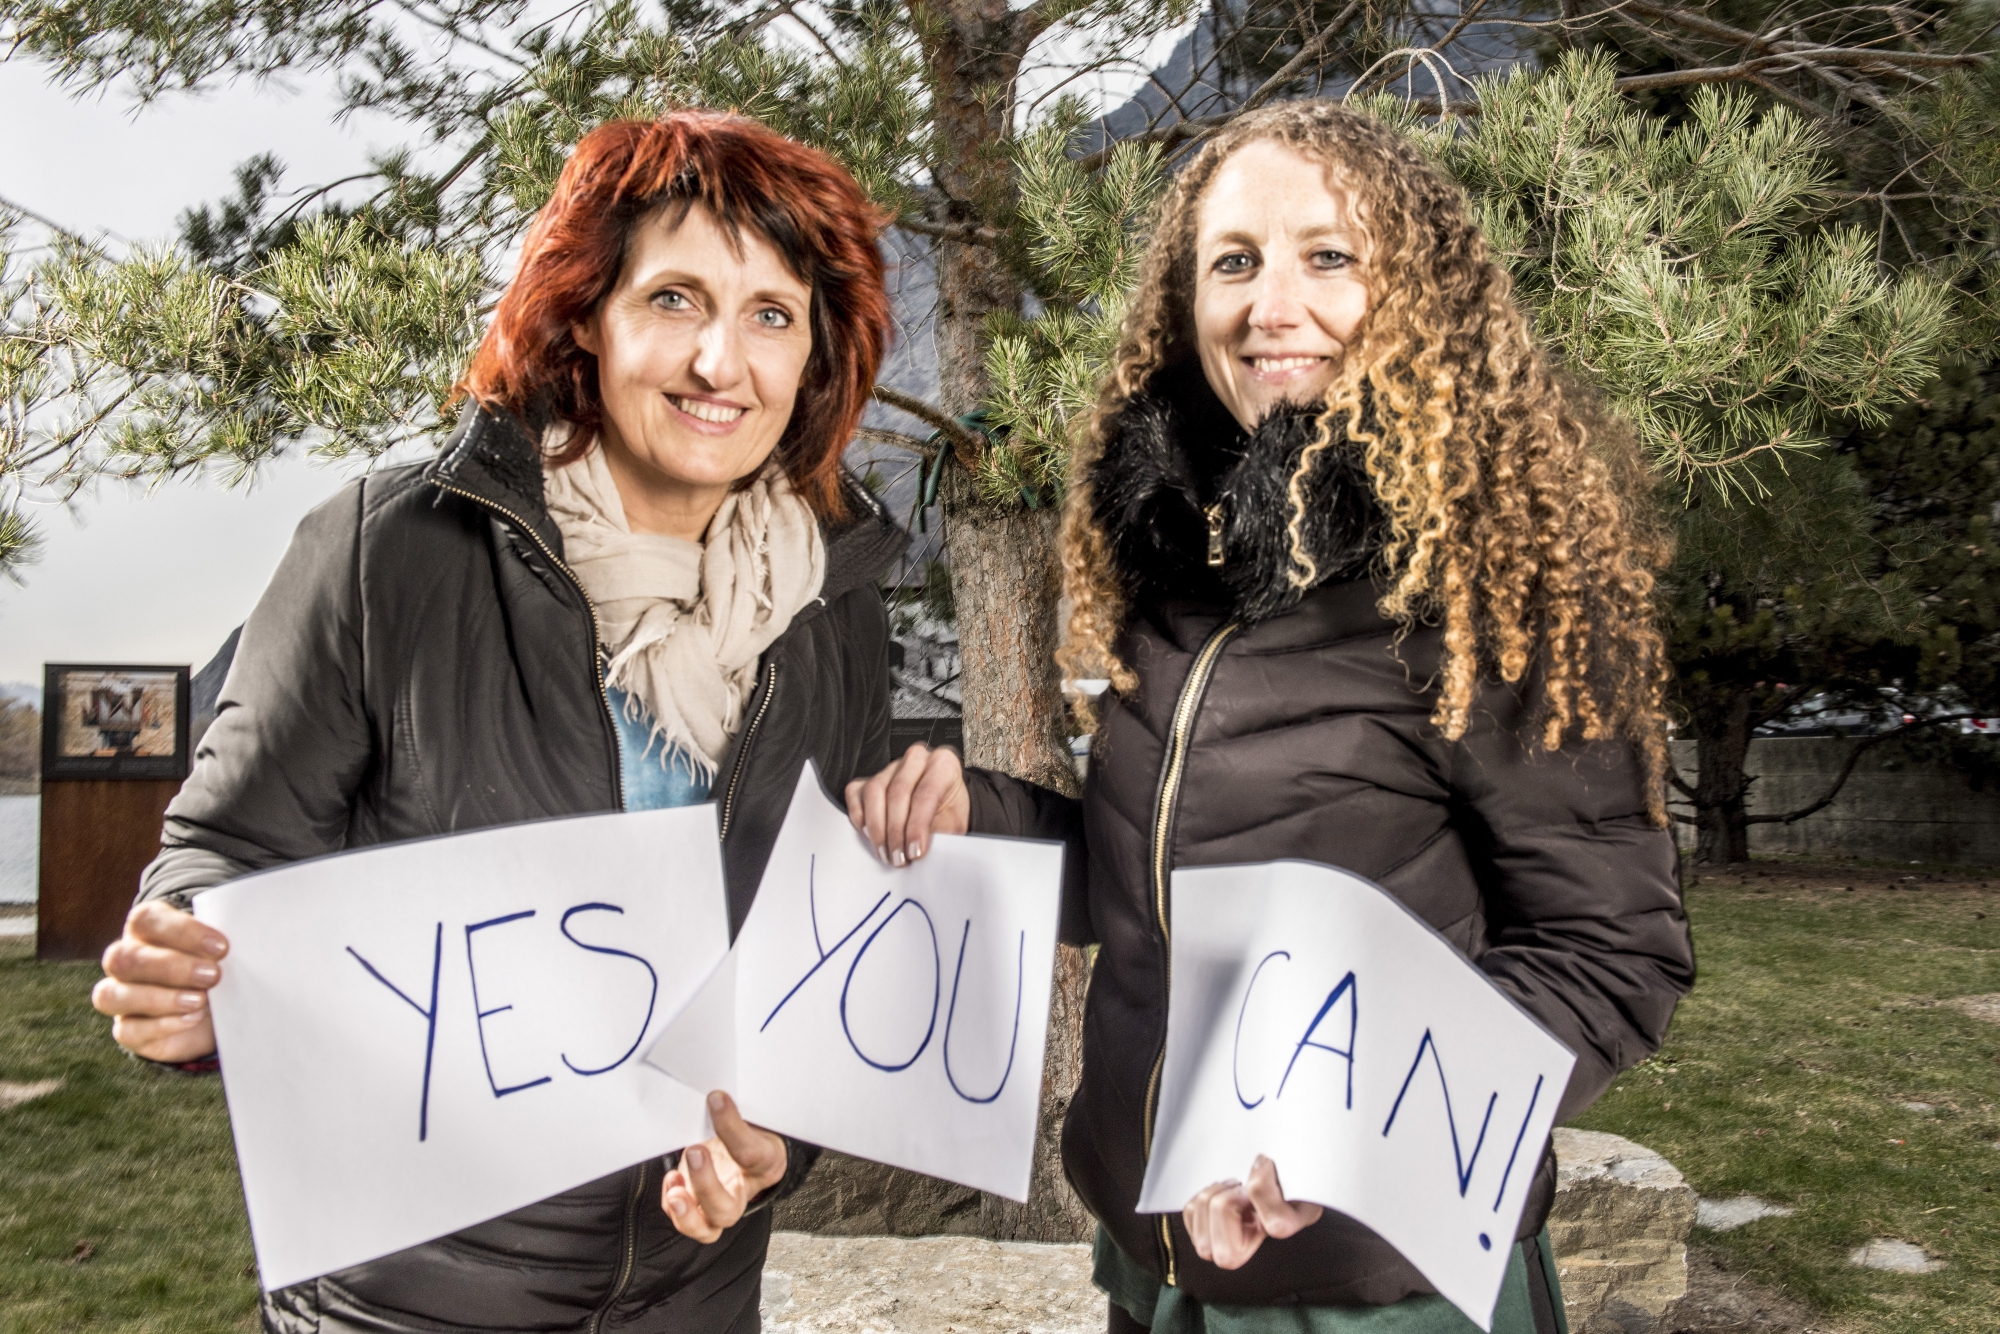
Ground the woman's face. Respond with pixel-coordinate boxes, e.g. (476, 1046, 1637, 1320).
(1192, 140, 1370, 432)
(573, 203, 813, 538)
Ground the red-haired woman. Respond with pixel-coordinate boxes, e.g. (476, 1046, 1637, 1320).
(90, 111, 902, 1332)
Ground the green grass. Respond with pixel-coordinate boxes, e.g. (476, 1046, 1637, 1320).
(3, 865, 1996, 1332)
(0, 937, 258, 1332)
(1576, 864, 2000, 1332)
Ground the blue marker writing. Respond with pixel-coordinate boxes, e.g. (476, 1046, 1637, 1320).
(465, 911, 552, 1098)
(942, 921, 1025, 1104)
(558, 903, 660, 1077)
(347, 923, 443, 1142)
(1382, 1028, 1498, 1197)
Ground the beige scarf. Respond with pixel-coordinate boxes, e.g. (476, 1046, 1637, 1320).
(544, 440, 825, 780)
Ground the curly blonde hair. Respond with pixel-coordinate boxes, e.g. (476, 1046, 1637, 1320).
(1058, 100, 1674, 824)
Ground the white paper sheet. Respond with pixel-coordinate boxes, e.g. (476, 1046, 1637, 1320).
(1135, 861, 1576, 1331)
(195, 806, 728, 1291)
(647, 762, 1063, 1201)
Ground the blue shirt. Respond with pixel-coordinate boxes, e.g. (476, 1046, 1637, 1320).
(606, 685, 712, 811)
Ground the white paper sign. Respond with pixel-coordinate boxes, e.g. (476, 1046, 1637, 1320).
(1136, 861, 1575, 1331)
(195, 807, 728, 1291)
(646, 762, 1063, 1200)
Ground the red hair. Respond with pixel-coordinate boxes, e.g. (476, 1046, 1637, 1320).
(460, 111, 892, 520)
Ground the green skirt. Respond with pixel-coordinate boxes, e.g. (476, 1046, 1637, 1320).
(1092, 1226, 1569, 1334)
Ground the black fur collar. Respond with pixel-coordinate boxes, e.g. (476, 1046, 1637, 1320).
(1089, 364, 1383, 625)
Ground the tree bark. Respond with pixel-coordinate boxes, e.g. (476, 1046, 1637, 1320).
(1693, 693, 1754, 863)
(881, 0, 1091, 1243)
(932, 180, 1094, 1254)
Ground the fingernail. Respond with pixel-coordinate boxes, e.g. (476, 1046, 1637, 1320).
(178, 991, 205, 1010)
(891, 849, 906, 867)
(874, 845, 887, 863)
(669, 1197, 686, 1215)
(192, 964, 219, 984)
(708, 1091, 726, 1113)
(202, 937, 227, 957)
(687, 1146, 705, 1170)
(908, 842, 923, 862)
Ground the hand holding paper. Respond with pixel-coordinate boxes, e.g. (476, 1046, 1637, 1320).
(662, 1090, 789, 1241)
(648, 763, 1065, 1200)
(1138, 861, 1575, 1331)
(196, 806, 729, 1290)
(1182, 1154, 1323, 1269)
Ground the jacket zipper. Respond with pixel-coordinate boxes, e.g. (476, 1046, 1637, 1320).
(1205, 505, 1226, 568)
(590, 1161, 651, 1333)
(431, 480, 625, 809)
(718, 662, 778, 840)
(1142, 620, 1239, 1286)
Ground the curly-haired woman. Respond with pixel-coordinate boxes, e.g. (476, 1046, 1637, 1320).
(91, 111, 903, 1333)
(850, 102, 1695, 1334)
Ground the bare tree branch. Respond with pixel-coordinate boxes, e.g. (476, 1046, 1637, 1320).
(895, 215, 1000, 245)
(1742, 713, 1982, 825)
(872, 385, 987, 462)
(854, 424, 940, 458)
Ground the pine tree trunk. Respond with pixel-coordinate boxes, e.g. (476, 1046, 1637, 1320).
(882, 2, 1093, 1242)
(1694, 693, 1754, 864)
(934, 238, 1094, 1243)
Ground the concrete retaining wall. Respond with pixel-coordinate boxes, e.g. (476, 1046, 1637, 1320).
(1672, 737, 2000, 865)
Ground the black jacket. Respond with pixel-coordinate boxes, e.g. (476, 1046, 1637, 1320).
(139, 403, 906, 1334)
(966, 374, 1695, 1309)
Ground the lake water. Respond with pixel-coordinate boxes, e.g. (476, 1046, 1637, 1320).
(1, 795, 38, 902)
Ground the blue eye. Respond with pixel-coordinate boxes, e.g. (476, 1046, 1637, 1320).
(1314, 249, 1354, 270)
(1215, 252, 1255, 275)
(654, 289, 689, 310)
(755, 307, 793, 328)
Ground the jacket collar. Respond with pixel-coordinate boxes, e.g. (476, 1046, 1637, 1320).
(426, 399, 908, 609)
(1089, 363, 1385, 630)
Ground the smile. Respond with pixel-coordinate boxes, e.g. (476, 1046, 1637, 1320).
(1247, 357, 1328, 373)
(669, 395, 747, 425)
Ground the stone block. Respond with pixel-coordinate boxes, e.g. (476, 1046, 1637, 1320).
(762, 1232, 1098, 1334)
(1550, 1128, 1697, 1334)
(765, 1132, 1698, 1333)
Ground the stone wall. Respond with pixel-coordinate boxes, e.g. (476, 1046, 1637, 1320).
(1672, 737, 2000, 865)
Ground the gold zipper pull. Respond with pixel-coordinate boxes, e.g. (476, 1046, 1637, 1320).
(1205, 504, 1225, 568)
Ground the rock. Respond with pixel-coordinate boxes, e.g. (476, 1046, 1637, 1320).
(762, 1232, 1097, 1334)
(766, 1132, 1702, 1333)
(772, 1152, 989, 1239)
(0, 1079, 62, 1111)
(1695, 1196, 1795, 1232)
(1897, 1102, 1935, 1114)
(1550, 1128, 1697, 1334)
(1847, 1239, 1945, 1274)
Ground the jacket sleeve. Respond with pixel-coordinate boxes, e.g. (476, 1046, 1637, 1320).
(964, 768, 1093, 947)
(138, 479, 375, 906)
(1445, 697, 1694, 1124)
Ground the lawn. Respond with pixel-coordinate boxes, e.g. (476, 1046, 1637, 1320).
(1, 862, 1996, 1333)
(1576, 860, 2000, 1333)
(0, 935, 259, 1332)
